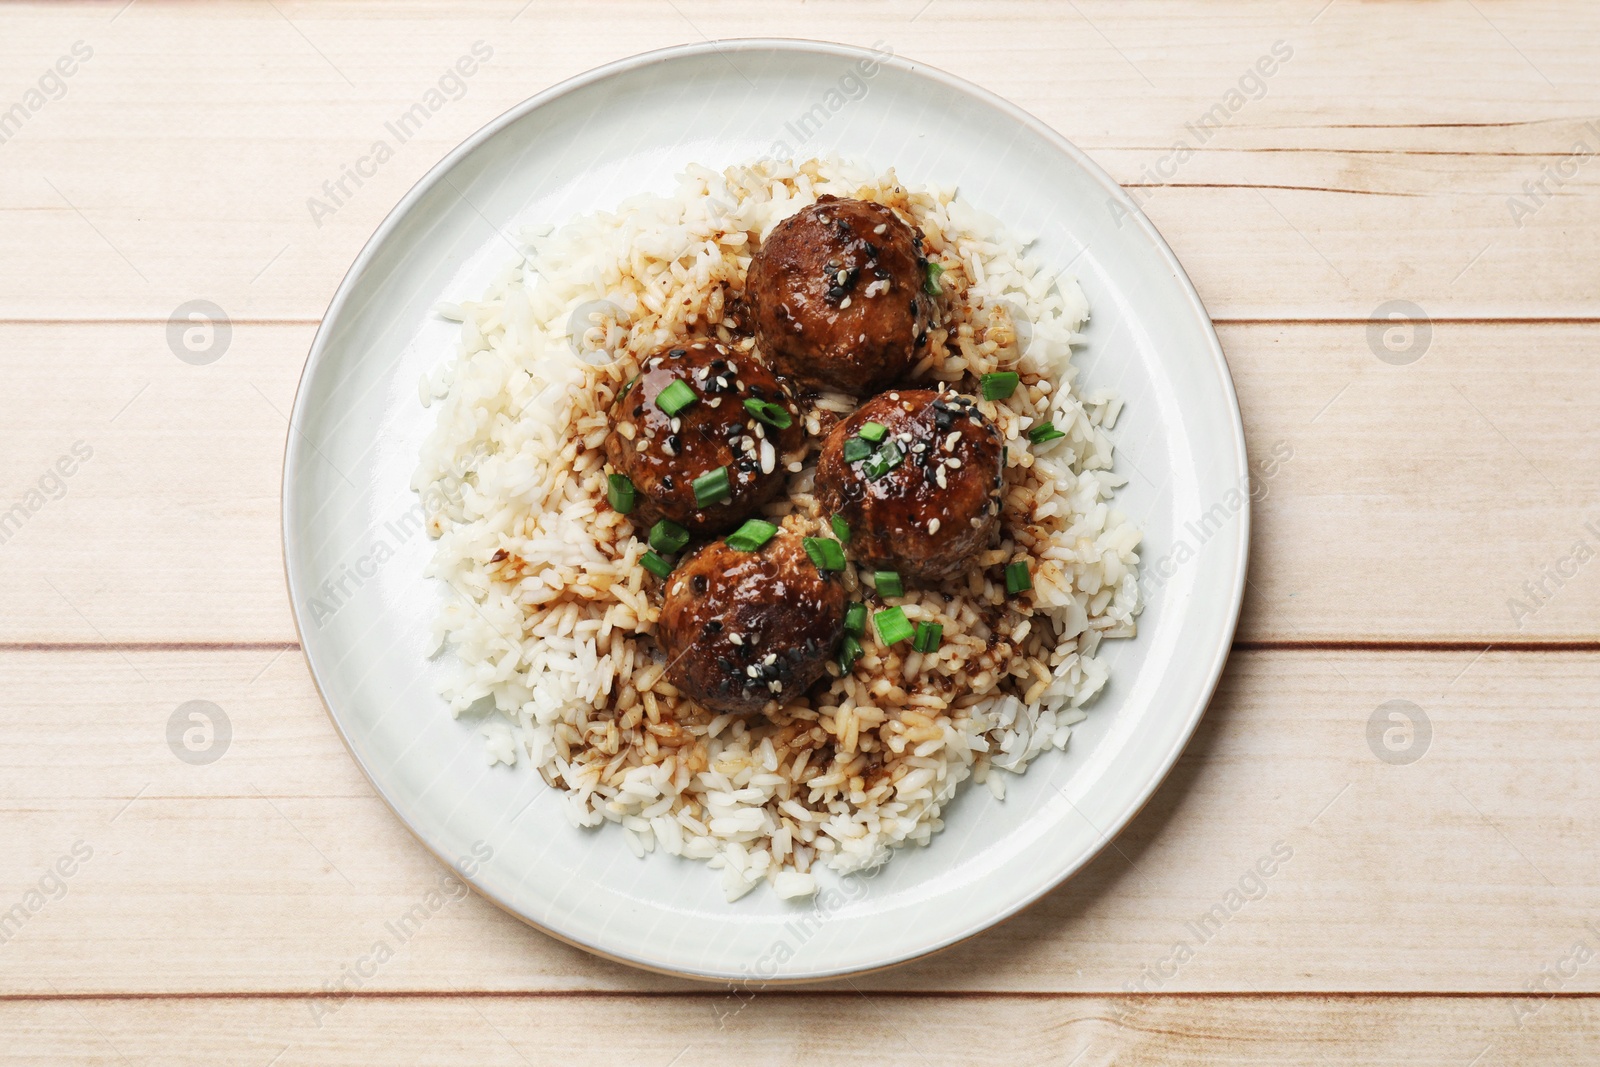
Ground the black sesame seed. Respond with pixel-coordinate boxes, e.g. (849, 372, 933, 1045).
(660, 474, 675, 491)
(669, 348, 686, 358)
(704, 619, 722, 634)
(666, 434, 681, 452)
(691, 574, 708, 594)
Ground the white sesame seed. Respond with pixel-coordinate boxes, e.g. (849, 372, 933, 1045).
(763, 652, 777, 665)
(928, 518, 941, 535)
(787, 461, 804, 473)
(760, 439, 775, 474)
(889, 392, 900, 401)
(669, 417, 681, 433)
(635, 439, 647, 452)
(970, 515, 984, 528)
(707, 397, 722, 408)
(735, 379, 745, 390)
(840, 296, 852, 309)
(836, 270, 848, 285)
(747, 665, 760, 678)
(936, 465, 948, 489)
(768, 680, 783, 694)
(730, 633, 744, 645)
(911, 442, 926, 453)
(944, 431, 961, 452)
(661, 438, 677, 457)
(873, 223, 887, 235)
(753, 422, 766, 439)
(948, 457, 962, 469)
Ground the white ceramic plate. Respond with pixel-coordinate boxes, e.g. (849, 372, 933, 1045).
(283, 39, 1248, 982)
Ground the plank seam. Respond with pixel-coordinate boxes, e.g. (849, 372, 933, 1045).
(2, 990, 1596, 1002)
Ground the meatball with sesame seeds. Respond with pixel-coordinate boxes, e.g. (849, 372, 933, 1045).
(746, 196, 935, 395)
(604, 338, 803, 534)
(657, 529, 847, 717)
(815, 389, 1005, 583)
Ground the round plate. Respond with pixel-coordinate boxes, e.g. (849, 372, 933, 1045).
(283, 39, 1248, 983)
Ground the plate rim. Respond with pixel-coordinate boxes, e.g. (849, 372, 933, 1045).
(281, 35, 1250, 984)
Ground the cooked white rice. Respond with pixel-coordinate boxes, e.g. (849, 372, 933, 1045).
(414, 158, 1141, 900)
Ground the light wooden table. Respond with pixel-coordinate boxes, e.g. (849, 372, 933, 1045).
(3, 1, 1597, 1062)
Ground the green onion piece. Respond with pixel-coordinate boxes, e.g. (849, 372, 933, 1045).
(642, 551, 673, 578)
(842, 436, 873, 463)
(606, 473, 635, 514)
(648, 519, 690, 555)
(726, 519, 778, 552)
(874, 606, 913, 646)
(655, 379, 698, 416)
(1027, 421, 1066, 445)
(802, 536, 845, 572)
(924, 261, 945, 296)
(862, 439, 904, 480)
(1002, 444, 1009, 467)
(980, 372, 1020, 401)
(858, 421, 888, 443)
(912, 621, 944, 654)
(873, 570, 903, 598)
(742, 398, 793, 429)
(844, 602, 866, 636)
(1004, 560, 1033, 595)
(831, 515, 850, 543)
(691, 466, 730, 508)
(617, 375, 639, 401)
(838, 634, 863, 672)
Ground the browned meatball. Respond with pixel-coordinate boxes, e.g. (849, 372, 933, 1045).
(746, 196, 934, 395)
(815, 389, 1005, 584)
(604, 338, 803, 534)
(657, 530, 847, 716)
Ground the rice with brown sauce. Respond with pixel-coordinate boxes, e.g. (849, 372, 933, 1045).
(415, 158, 1141, 900)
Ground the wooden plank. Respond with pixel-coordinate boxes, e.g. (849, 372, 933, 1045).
(1, 993, 1596, 1065)
(2, 648, 1598, 995)
(3, 321, 1596, 644)
(0, 2, 1596, 319)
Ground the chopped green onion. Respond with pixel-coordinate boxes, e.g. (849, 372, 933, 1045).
(844, 602, 866, 636)
(641, 551, 673, 578)
(743, 397, 793, 429)
(655, 379, 698, 417)
(726, 519, 778, 552)
(912, 621, 943, 654)
(862, 439, 904, 480)
(923, 260, 945, 296)
(1004, 560, 1032, 595)
(873, 570, 903, 598)
(980, 372, 1020, 401)
(803, 536, 845, 572)
(606, 473, 635, 514)
(649, 519, 690, 555)
(858, 421, 887, 443)
(874, 606, 913, 646)
(617, 375, 639, 401)
(691, 466, 730, 508)
(1002, 444, 1009, 467)
(842, 436, 872, 464)
(831, 515, 850, 543)
(838, 634, 863, 672)
(1027, 421, 1066, 445)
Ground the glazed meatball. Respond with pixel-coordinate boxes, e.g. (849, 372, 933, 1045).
(604, 338, 803, 534)
(815, 389, 1005, 584)
(657, 529, 848, 716)
(746, 196, 935, 395)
